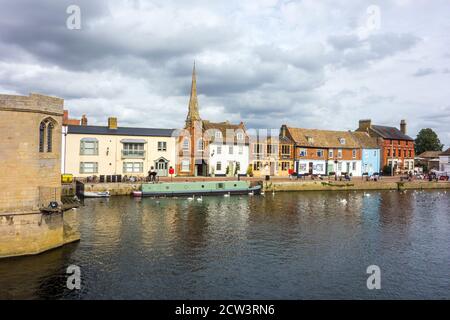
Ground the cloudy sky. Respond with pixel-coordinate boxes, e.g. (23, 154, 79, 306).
(1, 0, 449, 147)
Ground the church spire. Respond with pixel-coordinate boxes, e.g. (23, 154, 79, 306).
(185, 62, 201, 127)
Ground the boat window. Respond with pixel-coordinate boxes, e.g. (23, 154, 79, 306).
(217, 183, 224, 189)
(202, 185, 205, 188)
(234, 184, 237, 187)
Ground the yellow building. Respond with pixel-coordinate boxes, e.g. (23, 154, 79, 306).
(64, 117, 177, 179)
(0, 93, 79, 258)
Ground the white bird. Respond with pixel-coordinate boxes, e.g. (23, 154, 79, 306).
(248, 191, 254, 196)
(364, 193, 371, 197)
(224, 192, 231, 197)
(340, 199, 348, 204)
(272, 190, 275, 196)
(196, 196, 203, 202)
(187, 195, 195, 201)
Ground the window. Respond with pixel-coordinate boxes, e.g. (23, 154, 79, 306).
(299, 149, 307, 157)
(404, 150, 407, 157)
(352, 149, 357, 158)
(387, 149, 391, 157)
(337, 162, 342, 172)
(307, 136, 314, 144)
(215, 131, 222, 139)
(281, 145, 291, 155)
(267, 144, 278, 155)
(352, 162, 356, 171)
(329, 149, 334, 158)
(80, 138, 99, 155)
(39, 118, 55, 153)
(236, 132, 244, 140)
(253, 144, 263, 154)
(281, 162, 289, 171)
(337, 149, 343, 158)
(123, 143, 145, 157)
(181, 159, 190, 172)
(374, 150, 377, 157)
(299, 163, 307, 172)
(158, 141, 167, 152)
(409, 150, 412, 158)
(253, 161, 262, 170)
(216, 162, 222, 171)
(39, 122, 45, 153)
(47, 122, 54, 153)
(123, 162, 143, 173)
(238, 145, 243, 155)
(314, 164, 324, 172)
(182, 138, 190, 152)
(197, 139, 204, 151)
(229, 145, 233, 155)
(317, 149, 324, 158)
(339, 138, 346, 145)
(80, 162, 98, 174)
(217, 145, 222, 154)
(393, 149, 396, 157)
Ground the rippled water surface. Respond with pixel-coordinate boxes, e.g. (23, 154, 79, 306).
(1, 190, 449, 299)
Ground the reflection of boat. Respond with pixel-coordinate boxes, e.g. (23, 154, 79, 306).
(83, 191, 110, 198)
(136, 181, 261, 197)
(132, 191, 143, 197)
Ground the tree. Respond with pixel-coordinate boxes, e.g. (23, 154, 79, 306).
(415, 128, 443, 155)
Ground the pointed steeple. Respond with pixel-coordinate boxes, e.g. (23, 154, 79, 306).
(185, 62, 201, 127)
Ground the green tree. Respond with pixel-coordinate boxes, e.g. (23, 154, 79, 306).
(415, 128, 443, 155)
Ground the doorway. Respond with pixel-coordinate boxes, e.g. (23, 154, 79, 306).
(154, 157, 169, 176)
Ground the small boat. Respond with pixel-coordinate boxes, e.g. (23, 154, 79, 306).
(83, 191, 110, 198)
(136, 181, 261, 198)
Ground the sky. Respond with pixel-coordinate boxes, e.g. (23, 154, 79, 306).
(0, 0, 449, 147)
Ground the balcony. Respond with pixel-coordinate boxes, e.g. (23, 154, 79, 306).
(122, 150, 146, 159)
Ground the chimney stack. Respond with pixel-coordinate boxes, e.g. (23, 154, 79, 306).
(400, 119, 407, 134)
(81, 115, 88, 126)
(358, 119, 372, 132)
(108, 117, 118, 130)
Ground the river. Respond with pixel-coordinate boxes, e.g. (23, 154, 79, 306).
(1, 190, 449, 299)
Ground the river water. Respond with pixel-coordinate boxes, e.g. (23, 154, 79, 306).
(1, 190, 449, 299)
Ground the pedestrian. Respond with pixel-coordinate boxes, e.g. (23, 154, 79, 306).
(149, 166, 157, 182)
(288, 167, 294, 180)
(169, 166, 175, 182)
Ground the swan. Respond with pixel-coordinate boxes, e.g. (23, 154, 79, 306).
(339, 199, 347, 204)
(187, 195, 195, 201)
(224, 192, 231, 197)
(248, 191, 254, 196)
(196, 196, 203, 202)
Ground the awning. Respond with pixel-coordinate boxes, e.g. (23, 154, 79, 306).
(120, 139, 147, 144)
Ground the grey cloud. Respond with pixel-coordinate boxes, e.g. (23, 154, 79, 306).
(413, 68, 436, 77)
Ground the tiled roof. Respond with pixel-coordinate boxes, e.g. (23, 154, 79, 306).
(350, 131, 380, 149)
(67, 125, 175, 137)
(202, 120, 248, 143)
(440, 148, 450, 156)
(286, 127, 361, 148)
(370, 125, 414, 141)
(417, 151, 442, 158)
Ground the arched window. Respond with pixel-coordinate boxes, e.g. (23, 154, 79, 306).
(47, 122, 54, 153)
(197, 138, 204, 151)
(38, 118, 56, 153)
(182, 138, 190, 152)
(39, 122, 46, 153)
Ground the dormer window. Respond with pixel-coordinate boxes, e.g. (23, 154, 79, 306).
(307, 136, 314, 144)
(215, 131, 222, 139)
(339, 138, 346, 145)
(236, 132, 244, 140)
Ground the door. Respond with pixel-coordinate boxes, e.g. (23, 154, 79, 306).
(309, 162, 313, 174)
(346, 162, 350, 173)
(155, 159, 168, 176)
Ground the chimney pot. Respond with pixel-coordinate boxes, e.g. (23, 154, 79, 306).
(358, 119, 372, 132)
(81, 115, 88, 126)
(400, 119, 407, 134)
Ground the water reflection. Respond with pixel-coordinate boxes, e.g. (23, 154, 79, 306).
(0, 190, 449, 299)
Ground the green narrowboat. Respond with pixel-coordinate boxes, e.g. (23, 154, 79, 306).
(134, 180, 261, 197)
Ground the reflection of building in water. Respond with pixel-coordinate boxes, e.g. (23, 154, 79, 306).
(0, 93, 79, 258)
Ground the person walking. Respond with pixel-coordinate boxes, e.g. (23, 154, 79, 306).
(150, 166, 157, 182)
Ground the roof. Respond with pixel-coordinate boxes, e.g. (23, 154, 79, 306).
(370, 125, 414, 141)
(202, 120, 248, 143)
(286, 127, 361, 148)
(417, 151, 442, 158)
(440, 148, 450, 156)
(350, 131, 380, 149)
(67, 125, 175, 137)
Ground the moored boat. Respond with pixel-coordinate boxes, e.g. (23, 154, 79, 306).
(136, 181, 261, 197)
(83, 191, 110, 198)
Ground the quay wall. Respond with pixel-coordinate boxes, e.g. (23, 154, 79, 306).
(0, 209, 80, 258)
(79, 181, 450, 196)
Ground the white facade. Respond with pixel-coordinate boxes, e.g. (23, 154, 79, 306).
(439, 155, 450, 173)
(328, 160, 362, 176)
(296, 160, 327, 175)
(208, 142, 249, 176)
